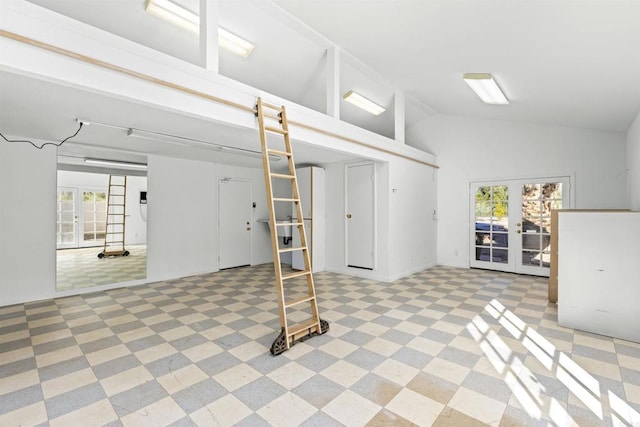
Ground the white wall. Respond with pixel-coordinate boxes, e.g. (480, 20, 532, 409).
(387, 158, 438, 280)
(408, 115, 628, 268)
(0, 142, 57, 306)
(57, 170, 147, 245)
(324, 158, 437, 281)
(146, 155, 273, 282)
(627, 111, 640, 211)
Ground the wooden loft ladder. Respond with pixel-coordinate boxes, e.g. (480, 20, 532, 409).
(256, 97, 329, 355)
(98, 175, 130, 258)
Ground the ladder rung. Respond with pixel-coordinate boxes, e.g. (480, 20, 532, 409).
(110, 185, 126, 187)
(279, 246, 307, 253)
(288, 319, 320, 338)
(276, 222, 303, 227)
(285, 294, 315, 308)
(282, 270, 312, 280)
(261, 101, 283, 111)
(270, 173, 295, 179)
(267, 149, 292, 157)
(107, 204, 125, 206)
(265, 126, 287, 135)
(273, 198, 299, 203)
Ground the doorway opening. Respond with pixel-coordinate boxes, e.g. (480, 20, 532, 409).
(56, 166, 147, 291)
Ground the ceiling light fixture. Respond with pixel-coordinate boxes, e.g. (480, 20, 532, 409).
(343, 90, 386, 116)
(218, 28, 255, 58)
(144, 0, 198, 33)
(126, 128, 279, 161)
(84, 158, 148, 169)
(463, 73, 509, 105)
(144, 1, 254, 58)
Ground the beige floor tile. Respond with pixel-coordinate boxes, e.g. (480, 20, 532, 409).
(366, 408, 414, 426)
(134, 342, 178, 364)
(100, 365, 154, 396)
(373, 358, 420, 387)
(618, 353, 640, 371)
(213, 364, 262, 392)
(385, 388, 445, 426)
(75, 328, 114, 344)
(433, 406, 489, 427)
(258, 392, 318, 427)
(267, 361, 315, 390)
(363, 337, 402, 357)
(35, 345, 83, 368)
(394, 320, 428, 336)
(120, 396, 184, 427)
(30, 328, 72, 345)
(191, 394, 252, 426)
(181, 341, 223, 363)
(448, 386, 506, 427)
(407, 372, 457, 405)
(624, 382, 640, 405)
(406, 336, 447, 356)
(158, 325, 195, 342)
(117, 326, 155, 343)
(229, 340, 268, 361)
(49, 399, 118, 427)
(321, 360, 368, 388)
(42, 367, 98, 399)
(0, 329, 29, 344)
(85, 343, 131, 366)
(199, 324, 235, 341)
(423, 358, 471, 385)
(574, 334, 616, 353)
(319, 338, 358, 358)
(572, 355, 621, 381)
(157, 364, 209, 394)
(357, 322, 390, 337)
(0, 369, 40, 395)
(323, 390, 382, 426)
(0, 401, 48, 427)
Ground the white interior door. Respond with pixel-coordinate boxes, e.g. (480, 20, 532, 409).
(346, 163, 375, 270)
(470, 177, 570, 276)
(218, 178, 252, 269)
(80, 189, 107, 247)
(56, 188, 78, 249)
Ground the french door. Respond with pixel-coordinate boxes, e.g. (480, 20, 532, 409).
(57, 188, 78, 249)
(470, 177, 570, 276)
(56, 188, 107, 249)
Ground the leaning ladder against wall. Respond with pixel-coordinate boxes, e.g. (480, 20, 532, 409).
(98, 175, 130, 258)
(256, 97, 329, 355)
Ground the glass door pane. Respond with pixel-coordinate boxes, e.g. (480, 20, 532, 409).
(515, 180, 568, 276)
(470, 184, 513, 271)
(57, 188, 78, 249)
(81, 191, 107, 246)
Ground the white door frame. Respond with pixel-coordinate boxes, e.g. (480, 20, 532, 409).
(57, 187, 79, 249)
(217, 177, 253, 270)
(469, 175, 574, 276)
(345, 161, 376, 270)
(79, 186, 109, 248)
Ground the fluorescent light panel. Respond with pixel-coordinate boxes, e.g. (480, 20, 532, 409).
(218, 28, 255, 58)
(145, 0, 254, 57)
(343, 90, 386, 116)
(145, 0, 198, 33)
(463, 73, 509, 105)
(127, 128, 279, 161)
(84, 158, 147, 169)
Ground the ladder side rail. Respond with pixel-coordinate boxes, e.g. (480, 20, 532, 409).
(280, 107, 322, 332)
(257, 98, 289, 341)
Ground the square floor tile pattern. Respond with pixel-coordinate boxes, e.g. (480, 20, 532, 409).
(2, 264, 639, 426)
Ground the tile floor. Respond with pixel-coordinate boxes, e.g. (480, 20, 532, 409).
(56, 245, 147, 291)
(1, 264, 639, 426)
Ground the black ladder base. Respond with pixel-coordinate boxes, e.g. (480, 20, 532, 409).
(270, 319, 330, 356)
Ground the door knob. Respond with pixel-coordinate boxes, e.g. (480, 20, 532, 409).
(246, 227, 251, 231)
(517, 230, 521, 234)
(516, 223, 522, 227)
(346, 214, 352, 219)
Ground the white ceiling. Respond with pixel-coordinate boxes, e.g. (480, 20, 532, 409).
(7, 0, 640, 172)
(275, 0, 640, 132)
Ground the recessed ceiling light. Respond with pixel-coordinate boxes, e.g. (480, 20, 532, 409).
(463, 73, 509, 105)
(343, 90, 386, 116)
(145, 0, 198, 33)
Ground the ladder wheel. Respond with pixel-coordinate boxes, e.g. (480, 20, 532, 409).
(123, 251, 130, 256)
(97, 252, 105, 259)
(270, 328, 288, 356)
(320, 319, 330, 335)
